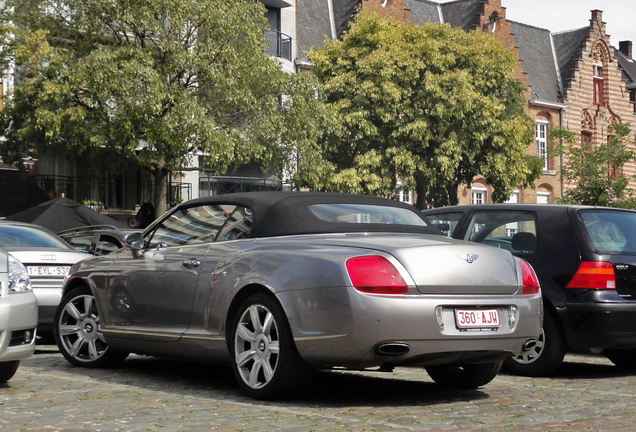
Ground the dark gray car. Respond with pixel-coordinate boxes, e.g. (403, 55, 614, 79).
(55, 192, 542, 399)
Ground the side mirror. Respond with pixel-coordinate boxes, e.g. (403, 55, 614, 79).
(124, 232, 145, 250)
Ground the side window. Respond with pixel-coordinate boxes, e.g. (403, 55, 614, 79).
(146, 204, 236, 247)
(216, 207, 253, 242)
(66, 235, 95, 254)
(95, 235, 123, 256)
(464, 211, 537, 256)
(423, 213, 463, 237)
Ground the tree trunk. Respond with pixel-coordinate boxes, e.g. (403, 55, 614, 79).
(153, 167, 169, 217)
(415, 174, 428, 210)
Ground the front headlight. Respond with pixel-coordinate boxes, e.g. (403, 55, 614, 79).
(8, 254, 32, 293)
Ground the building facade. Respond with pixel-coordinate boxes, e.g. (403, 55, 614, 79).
(7, 0, 636, 216)
(296, 0, 636, 205)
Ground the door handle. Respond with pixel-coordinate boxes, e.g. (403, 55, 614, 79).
(183, 259, 201, 268)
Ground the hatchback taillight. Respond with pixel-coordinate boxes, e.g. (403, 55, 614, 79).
(346, 255, 408, 294)
(566, 261, 616, 289)
(519, 259, 540, 295)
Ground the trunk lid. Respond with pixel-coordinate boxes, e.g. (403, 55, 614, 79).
(311, 233, 520, 295)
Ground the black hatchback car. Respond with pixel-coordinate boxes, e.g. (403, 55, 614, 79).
(422, 204, 636, 376)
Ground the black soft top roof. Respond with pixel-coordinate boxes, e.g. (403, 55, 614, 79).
(176, 192, 442, 238)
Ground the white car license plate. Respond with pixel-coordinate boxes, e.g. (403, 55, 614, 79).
(27, 266, 71, 277)
(455, 308, 501, 329)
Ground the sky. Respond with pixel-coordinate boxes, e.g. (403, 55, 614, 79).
(436, 0, 635, 46)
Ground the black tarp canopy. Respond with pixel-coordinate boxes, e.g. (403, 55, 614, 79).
(5, 197, 125, 234)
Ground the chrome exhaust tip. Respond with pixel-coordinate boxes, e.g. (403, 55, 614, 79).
(374, 342, 410, 356)
(522, 339, 537, 351)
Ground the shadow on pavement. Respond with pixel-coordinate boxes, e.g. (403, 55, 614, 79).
(500, 354, 634, 381)
(27, 347, 490, 407)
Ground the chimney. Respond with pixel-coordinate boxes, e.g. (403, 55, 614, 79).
(591, 9, 603, 23)
(619, 41, 633, 59)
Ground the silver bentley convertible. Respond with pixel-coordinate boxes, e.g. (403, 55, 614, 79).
(54, 192, 542, 399)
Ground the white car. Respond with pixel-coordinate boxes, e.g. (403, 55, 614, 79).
(0, 252, 37, 383)
(0, 221, 91, 335)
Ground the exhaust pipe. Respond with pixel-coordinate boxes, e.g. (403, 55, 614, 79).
(374, 342, 410, 356)
(522, 339, 537, 351)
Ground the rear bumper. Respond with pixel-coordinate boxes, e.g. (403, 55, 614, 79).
(283, 287, 543, 369)
(563, 302, 636, 352)
(0, 292, 38, 362)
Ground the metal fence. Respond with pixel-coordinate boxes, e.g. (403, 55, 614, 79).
(264, 30, 292, 61)
(32, 175, 191, 210)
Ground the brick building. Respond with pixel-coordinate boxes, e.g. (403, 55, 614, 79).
(297, 0, 636, 205)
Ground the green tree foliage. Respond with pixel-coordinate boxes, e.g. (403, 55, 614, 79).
(300, 10, 542, 208)
(0, 0, 324, 214)
(551, 122, 636, 208)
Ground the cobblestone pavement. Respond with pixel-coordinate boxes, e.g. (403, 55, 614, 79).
(1, 345, 635, 432)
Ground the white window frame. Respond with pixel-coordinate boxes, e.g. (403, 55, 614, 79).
(505, 190, 519, 204)
(536, 120, 549, 171)
(395, 182, 413, 204)
(471, 187, 486, 205)
(537, 191, 550, 204)
(397, 189, 413, 204)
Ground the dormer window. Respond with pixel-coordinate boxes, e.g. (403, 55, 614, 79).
(630, 89, 635, 114)
(593, 65, 604, 105)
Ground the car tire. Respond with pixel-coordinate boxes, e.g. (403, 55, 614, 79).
(606, 349, 636, 369)
(0, 361, 20, 383)
(425, 361, 503, 388)
(503, 311, 566, 377)
(54, 286, 129, 368)
(229, 293, 313, 400)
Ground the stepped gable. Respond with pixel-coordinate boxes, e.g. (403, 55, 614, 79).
(552, 27, 589, 96)
(509, 20, 561, 102)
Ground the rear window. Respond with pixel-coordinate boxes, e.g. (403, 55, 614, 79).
(423, 212, 463, 236)
(308, 204, 427, 226)
(0, 225, 71, 248)
(579, 210, 636, 254)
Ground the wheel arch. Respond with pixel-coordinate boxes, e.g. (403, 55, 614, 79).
(62, 276, 93, 297)
(542, 296, 568, 343)
(225, 284, 282, 349)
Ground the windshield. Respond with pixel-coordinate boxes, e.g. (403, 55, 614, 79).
(0, 224, 71, 248)
(308, 204, 427, 226)
(578, 210, 636, 255)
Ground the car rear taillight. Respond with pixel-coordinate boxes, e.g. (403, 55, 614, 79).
(346, 255, 408, 294)
(566, 261, 616, 289)
(519, 259, 540, 295)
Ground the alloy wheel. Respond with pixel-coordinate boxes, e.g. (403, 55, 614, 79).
(234, 304, 280, 390)
(57, 293, 109, 363)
